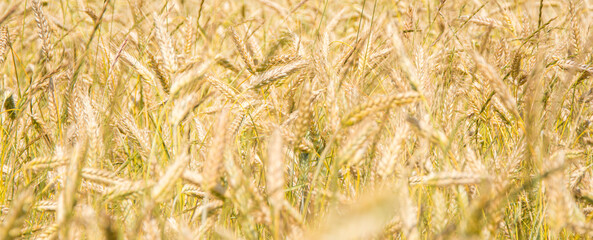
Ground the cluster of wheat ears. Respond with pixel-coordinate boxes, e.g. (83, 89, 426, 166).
(2, 0, 593, 239)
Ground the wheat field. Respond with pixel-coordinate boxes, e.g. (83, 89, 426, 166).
(1, 0, 593, 239)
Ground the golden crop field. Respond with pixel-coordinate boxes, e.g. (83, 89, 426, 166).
(1, 0, 593, 239)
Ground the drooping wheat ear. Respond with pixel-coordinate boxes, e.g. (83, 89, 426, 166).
(459, 15, 504, 28)
(406, 116, 449, 147)
(398, 182, 421, 238)
(247, 34, 263, 65)
(152, 151, 190, 202)
(369, 47, 393, 65)
(250, 59, 309, 89)
(388, 24, 420, 90)
(463, 146, 486, 175)
(342, 92, 420, 126)
(356, 31, 374, 74)
(15, 224, 47, 237)
(203, 110, 230, 194)
(472, 52, 520, 119)
(257, 54, 299, 72)
(0, 188, 33, 240)
(153, 13, 177, 74)
(81, 168, 126, 186)
(120, 49, 156, 83)
(2, 90, 16, 120)
(377, 124, 409, 179)
(266, 129, 285, 212)
(365, 47, 393, 75)
(81, 180, 108, 194)
(569, 164, 589, 191)
(34, 201, 57, 212)
(0, 4, 18, 26)
(117, 113, 151, 160)
(30, 113, 53, 146)
(98, 41, 119, 97)
(337, 121, 380, 167)
(510, 50, 522, 80)
(264, 31, 295, 60)
(290, 81, 315, 148)
(544, 151, 583, 233)
(169, 60, 210, 97)
(80, 94, 102, 165)
(216, 55, 240, 73)
(192, 118, 208, 144)
(226, 113, 245, 142)
(0, 26, 8, 66)
(286, 66, 314, 100)
(104, 180, 151, 201)
(39, 86, 59, 125)
(570, 13, 581, 56)
(205, 74, 239, 101)
(182, 185, 206, 198)
(56, 141, 88, 231)
(257, 0, 289, 16)
(408, 172, 491, 186)
(182, 170, 204, 187)
(68, 83, 86, 140)
(148, 53, 170, 93)
(35, 222, 59, 240)
(0, 205, 8, 215)
(82, 6, 98, 22)
(229, 26, 256, 74)
(172, 92, 206, 125)
(336, 37, 362, 77)
(183, 17, 194, 62)
(555, 58, 593, 74)
(32, 0, 52, 62)
(23, 156, 68, 172)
